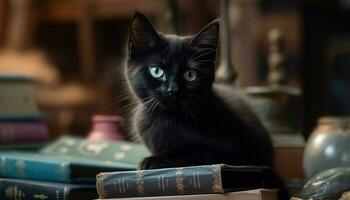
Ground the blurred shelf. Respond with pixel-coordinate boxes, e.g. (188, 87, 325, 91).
(37, 83, 98, 107)
(33, 0, 167, 23)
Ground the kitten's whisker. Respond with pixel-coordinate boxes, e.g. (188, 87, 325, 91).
(111, 91, 133, 107)
(141, 98, 155, 113)
(113, 96, 131, 104)
(124, 103, 142, 119)
(124, 97, 153, 119)
(155, 101, 162, 116)
(119, 101, 139, 113)
(154, 100, 162, 115)
(141, 96, 154, 102)
(148, 99, 158, 115)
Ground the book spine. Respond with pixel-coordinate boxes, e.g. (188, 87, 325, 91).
(96, 165, 224, 198)
(0, 122, 48, 143)
(0, 113, 43, 121)
(0, 156, 72, 183)
(0, 179, 69, 200)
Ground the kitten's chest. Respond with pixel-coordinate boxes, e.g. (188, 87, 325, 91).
(134, 111, 197, 152)
(137, 113, 190, 136)
(134, 105, 230, 137)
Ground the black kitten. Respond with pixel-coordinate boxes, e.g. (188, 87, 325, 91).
(125, 13, 273, 169)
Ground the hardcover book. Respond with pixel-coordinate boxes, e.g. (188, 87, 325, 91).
(0, 152, 137, 183)
(0, 74, 41, 120)
(96, 164, 270, 199)
(0, 142, 47, 151)
(0, 122, 48, 143)
(0, 178, 97, 200)
(97, 189, 277, 200)
(41, 136, 151, 168)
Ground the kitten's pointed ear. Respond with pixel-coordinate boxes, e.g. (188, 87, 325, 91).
(191, 20, 219, 49)
(129, 12, 160, 56)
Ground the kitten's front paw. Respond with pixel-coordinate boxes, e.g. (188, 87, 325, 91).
(138, 156, 169, 170)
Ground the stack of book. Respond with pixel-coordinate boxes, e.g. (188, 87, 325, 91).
(0, 136, 151, 200)
(96, 164, 278, 200)
(0, 74, 48, 151)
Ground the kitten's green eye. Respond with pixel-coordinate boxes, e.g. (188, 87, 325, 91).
(183, 70, 197, 81)
(148, 66, 165, 79)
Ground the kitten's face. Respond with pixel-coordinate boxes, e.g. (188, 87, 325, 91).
(126, 13, 219, 108)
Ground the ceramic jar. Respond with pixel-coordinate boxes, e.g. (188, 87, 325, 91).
(88, 115, 125, 141)
(304, 116, 350, 178)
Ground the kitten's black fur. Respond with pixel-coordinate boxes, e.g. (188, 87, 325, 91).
(125, 12, 289, 199)
(126, 12, 273, 168)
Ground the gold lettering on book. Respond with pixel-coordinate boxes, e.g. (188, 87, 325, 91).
(117, 178, 122, 193)
(161, 175, 165, 191)
(33, 194, 48, 199)
(191, 173, 196, 188)
(55, 190, 60, 200)
(192, 173, 201, 189)
(175, 168, 185, 193)
(196, 173, 201, 188)
(116, 178, 127, 194)
(136, 170, 145, 195)
(121, 178, 126, 193)
(157, 175, 161, 189)
(5, 186, 26, 200)
(211, 165, 221, 192)
(158, 175, 165, 191)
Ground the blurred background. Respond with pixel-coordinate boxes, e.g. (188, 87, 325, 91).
(1, 0, 350, 196)
(0, 0, 349, 141)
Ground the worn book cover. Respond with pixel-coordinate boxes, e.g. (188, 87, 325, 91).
(0, 151, 136, 183)
(0, 178, 97, 200)
(41, 136, 150, 168)
(97, 164, 270, 198)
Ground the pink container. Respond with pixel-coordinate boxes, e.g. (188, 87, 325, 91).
(88, 115, 125, 141)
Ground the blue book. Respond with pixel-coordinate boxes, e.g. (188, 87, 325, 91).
(0, 152, 134, 183)
(97, 164, 270, 199)
(0, 178, 97, 200)
(0, 113, 43, 121)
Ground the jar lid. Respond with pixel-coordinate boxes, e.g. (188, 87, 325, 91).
(318, 116, 350, 125)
